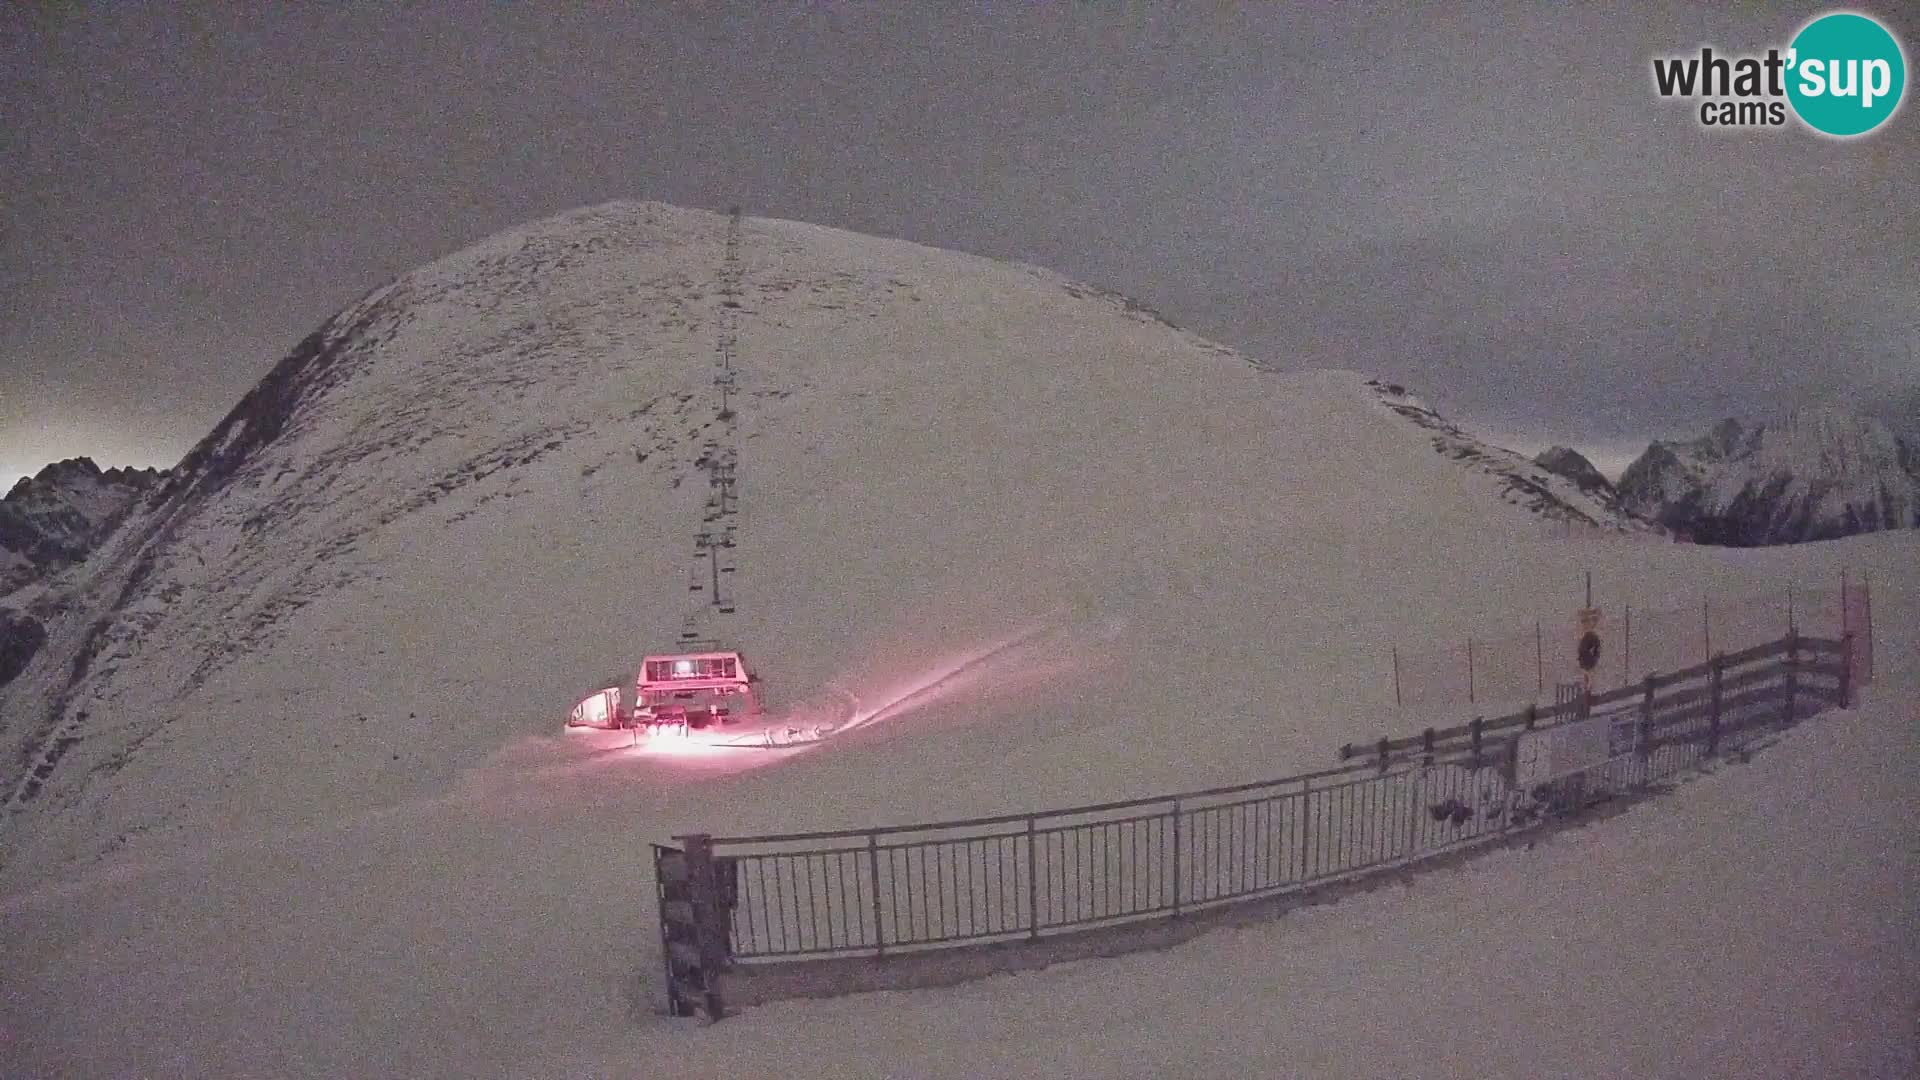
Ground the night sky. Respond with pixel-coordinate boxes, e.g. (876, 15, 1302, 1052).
(4, 3, 1916, 484)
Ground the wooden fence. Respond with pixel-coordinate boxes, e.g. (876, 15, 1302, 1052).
(654, 632, 1858, 1019)
(1386, 576, 1873, 713)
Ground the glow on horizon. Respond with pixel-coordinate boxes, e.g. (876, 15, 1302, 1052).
(1471, 428, 1658, 484)
(0, 429, 183, 488)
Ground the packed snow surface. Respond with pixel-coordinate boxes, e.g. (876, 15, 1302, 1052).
(1, 535, 1909, 1078)
(1, 203, 1913, 1076)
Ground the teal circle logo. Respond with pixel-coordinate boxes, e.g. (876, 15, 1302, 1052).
(1786, 12, 1906, 137)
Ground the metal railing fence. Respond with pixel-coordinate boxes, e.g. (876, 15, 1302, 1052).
(1386, 577, 1872, 713)
(668, 632, 1854, 971)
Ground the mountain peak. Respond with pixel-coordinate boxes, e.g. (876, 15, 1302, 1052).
(1700, 418, 1749, 459)
(1619, 410, 1919, 545)
(1, 457, 169, 595)
(1532, 446, 1614, 494)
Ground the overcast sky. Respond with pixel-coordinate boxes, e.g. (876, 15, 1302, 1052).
(4, 3, 1916, 484)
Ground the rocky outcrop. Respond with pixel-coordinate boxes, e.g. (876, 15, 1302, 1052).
(0, 458, 167, 593)
(0, 606, 47, 687)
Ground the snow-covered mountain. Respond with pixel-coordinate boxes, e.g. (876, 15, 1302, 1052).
(1852, 382, 1920, 450)
(0, 457, 166, 596)
(1533, 446, 1614, 495)
(2, 200, 1913, 1077)
(1365, 384, 1647, 532)
(1618, 411, 1920, 546)
(2, 201, 1637, 880)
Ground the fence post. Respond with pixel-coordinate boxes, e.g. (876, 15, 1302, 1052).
(1170, 799, 1183, 917)
(1840, 632, 1854, 709)
(1421, 727, 1435, 768)
(1401, 763, 1418, 858)
(868, 832, 886, 957)
(1840, 568, 1849, 638)
(1467, 638, 1475, 704)
(1500, 735, 1520, 829)
(1300, 779, 1313, 881)
(1702, 597, 1712, 664)
(1638, 674, 1656, 760)
(1391, 646, 1402, 708)
(1377, 735, 1390, 773)
(1469, 716, 1483, 768)
(1707, 653, 1723, 754)
(1535, 620, 1543, 693)
(1862, 573, 1874, 684)
(1025, 816, 1039, 939)
(1783, 630, 1799, 726)
(1623, 605, 1632, 690)
(1524, 703, 1537, 730)
(666, 833, 727, 1021)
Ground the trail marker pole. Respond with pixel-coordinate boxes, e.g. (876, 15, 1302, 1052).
(1862, 573, 1874, 684)
(1466, 638, 1475, 704)
(1702, 597, 1712, 664)
(1622, 605, 1632, 690)
(1707, 653, 1723, 754)
(1840, 633, 1854, 709)
(1535, 620, 1544, 694)
(1783, 631, 1800, 726)
(1841, 569, 1850, 637)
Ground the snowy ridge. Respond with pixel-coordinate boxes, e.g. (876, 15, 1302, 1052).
(1619, 410, 1920, 545)
(1364, 380, 1650, 532)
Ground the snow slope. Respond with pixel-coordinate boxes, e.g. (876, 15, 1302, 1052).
(1, 202, 1914, 1077)
(0, 201, 1637, 882)
(565, 614, 1920, 1080)
(1369, 383, 1648, 533)
(1, 534, 1909, 1079)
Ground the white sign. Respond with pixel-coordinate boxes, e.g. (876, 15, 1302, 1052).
(1515, 716, 1614, 787)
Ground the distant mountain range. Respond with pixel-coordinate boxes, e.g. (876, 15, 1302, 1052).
(1, 457, 167, 597)
(1599, 411, 1920, 547)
